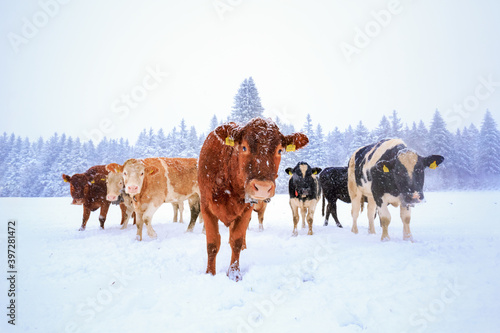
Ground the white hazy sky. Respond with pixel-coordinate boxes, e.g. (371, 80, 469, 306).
(1, 0, 500, 143)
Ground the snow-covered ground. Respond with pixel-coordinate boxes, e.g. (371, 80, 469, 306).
(0, 192, 499, 333)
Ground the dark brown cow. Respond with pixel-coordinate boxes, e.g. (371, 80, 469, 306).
(198, 118, 308, 280)
(62, 165, 128, 230)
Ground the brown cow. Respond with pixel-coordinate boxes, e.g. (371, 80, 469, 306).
(62, 165, 128, 230)
(198, 118, 308, 281)
(105, 169, 185, 228)
(106, 158, 201, 241)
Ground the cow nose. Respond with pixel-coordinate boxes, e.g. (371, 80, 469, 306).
(127, 185, 139, 193)
(250, 180, 274, 199)
(412, 192, 420, 200)
(107, 195, 117, 201)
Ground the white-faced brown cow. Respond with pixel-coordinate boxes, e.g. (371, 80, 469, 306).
(348, 139, 444, 241)
(106, 157, 201, 241)
(105, 170, 185, 229)
(199, 118, 308, 281)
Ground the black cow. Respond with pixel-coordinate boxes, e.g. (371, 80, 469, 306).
(348, 139, 444, 241)
(319, 167, 350, 228)
(285, 162, 322, 236)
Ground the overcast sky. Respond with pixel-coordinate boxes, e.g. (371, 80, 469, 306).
(1, 0, 500, 143)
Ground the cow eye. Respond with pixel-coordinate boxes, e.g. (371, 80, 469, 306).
(278, 149, 283, 155)
(123, 172, 127, 176)
(140, 172, 144, 176)
(242, 146, 247, 152)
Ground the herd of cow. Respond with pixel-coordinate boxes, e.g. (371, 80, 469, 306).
(62, 118, 444, 281)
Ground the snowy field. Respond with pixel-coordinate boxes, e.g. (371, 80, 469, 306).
(0, 192, 499, 333)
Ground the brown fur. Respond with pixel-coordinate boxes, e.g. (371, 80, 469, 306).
(107, 158, 201, 241)
(62, 165, 129, 230)
(198, 118, 308, 280)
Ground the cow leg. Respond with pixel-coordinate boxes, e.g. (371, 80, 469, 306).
(80, 205, 91, 231)
(257, 204, 266, 232)
(367, 197, 377, 234)
(300, 206, 307, 229)
(203, 207, 220, 276)
(351, 195, 362, 234)
(306, 199, 318, 235)
(400, 205, 413, 241)
(172, 202, 179, 223)
(290, 199, 300, 236)
(324, 201, 330, 226)
(186, 195, 201, 232)
(142, 204, 159, 239)
(98, 202, 110, 230)
(228, 208, 252, 281)
(178, 201, 184, 223)
(119, 202, 131, 229)
(331, 200, 343, 228)
(135, 211, 145, 241)
(378, 204, 391, 241)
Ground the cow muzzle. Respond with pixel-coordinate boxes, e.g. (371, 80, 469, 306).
(247, 179, 275, 201)
(106, 194, 118, 202)
(126, 185, 139, 194)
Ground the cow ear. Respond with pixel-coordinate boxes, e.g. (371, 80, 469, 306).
(312, 168, 322, 176)
(214, 123, 242, 147)
(144, 166, 159, 176)
(376, 159, 396, 173)
(285, 167, 293, 175)
(106, 163, 123, 173)
(423, 155, 444, 169)
(62, 174, 71, 183)
(283, 132, 308, 152)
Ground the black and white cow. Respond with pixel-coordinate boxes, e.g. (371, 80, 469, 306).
(319, 167, 350, 228)
(286, 162, 322, 236)
(348, 139, 444, 241)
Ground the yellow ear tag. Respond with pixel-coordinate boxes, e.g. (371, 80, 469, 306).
(150, 169, 155, 174)
(286, 144, 296, 152)
(429, 161, 437, 169)
(91, 180, 95, 184)
(383, 165, 389, 173)
(225, 137, 234, 146)
(313, 170, 318, 175)
(63, 178, 68, 183)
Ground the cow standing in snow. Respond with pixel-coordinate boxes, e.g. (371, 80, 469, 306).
(62, 165, 129, 230)
(348, 139, 444, 241)
(198, 118, 308, 280)
(319, 166, 351, 228)
(286, 162, 322, 236)
(106, 158, 201, 241)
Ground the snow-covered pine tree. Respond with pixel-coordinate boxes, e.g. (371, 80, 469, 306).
(326, 127, 346, 166)
(426, 109, 453, 189)
(390, 110, 403, 138)
(477, 110, 500, 187)
(229, 77, 264, 124)
(373, 115, 392, 141)
(209, 115, 219, 133)
(453, 128, 475, 189)
(350, 121, 371, 154)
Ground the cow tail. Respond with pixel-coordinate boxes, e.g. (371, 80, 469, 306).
(322, 191, 325, 217)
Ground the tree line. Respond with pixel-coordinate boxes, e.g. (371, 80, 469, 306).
(1, 76, 499, 196)
(0, 109, 499, 197)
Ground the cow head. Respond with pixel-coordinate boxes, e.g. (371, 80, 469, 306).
(376, 150, 444, 205)
(105, 163, 125, 202)
(62, 173, 88, 205)
(120, 159, 159, 195)
(285, 162, 322, 199)
(214, 118, 308, 202)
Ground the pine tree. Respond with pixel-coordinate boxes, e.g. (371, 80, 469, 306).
(209, 115, 219, 133)
(478, 110, 500, 181)
(453, 128, 475, 189)
(373, 115, 392, 141)
(230, 77, 264, 124)
(350, 121, 371, 153)
(390, 110, 403, 138)
(427, 110, 453, 189)
(326, 127, 346, 166)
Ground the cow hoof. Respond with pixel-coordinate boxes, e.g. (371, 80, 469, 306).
(323, 221, 328, 226)
(185, 228, 194, 233)
(148, 232, 157, 239)
(136, 235, 142, 241)
(369, 229, 376, 235)
(381, 235, 390, 242)
(292, 231, 298, 237)
(78, 227, 85, 231)
(351, 227, 358, 234)
(227, 269, 242, 282)
(307, 230, 313, 236)
(404, 235, 414, 242)
(259, 225, 264, 232)
(336, 224, 343, 228)
(120, 225, 127, 230)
